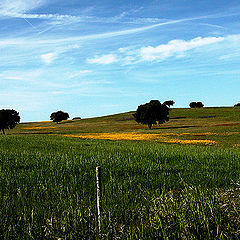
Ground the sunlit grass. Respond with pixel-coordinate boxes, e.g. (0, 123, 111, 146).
(0, 135, 239, 239)
(22, 126, 57, 129)
(1, 107, 239, 238)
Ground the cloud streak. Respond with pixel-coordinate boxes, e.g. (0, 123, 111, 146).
(0, 0, 46, 15)
(0, 5, 166, 25)
(41, 52, 57, 64)
(87, 54, 118, 64)
(140, 36, 225, 61)
(0, 15, 234, 47)
(39, 44, 79, 64)
(68, 70, 92, 79)
(84, 34, 240, 65)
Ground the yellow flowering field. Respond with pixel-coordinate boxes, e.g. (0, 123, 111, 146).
(159, 132, 239, 136)
(162, 139, 216, 145)
(64, 132, 217, 145)
(64, 133, 159, 141)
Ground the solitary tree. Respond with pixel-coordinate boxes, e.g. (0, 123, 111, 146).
(50, 111, 69, 123)
(189, 102, 204, 108)
(163, 100, 175, 107)
(133, 100, 169, 129)
(0, 109, 20, 134)
(189, 102, 196, 108)
(234, 103, 240, 107)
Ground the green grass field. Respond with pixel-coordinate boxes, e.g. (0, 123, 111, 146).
(13, 107, 240, 147)
(0, 107, 240, 239)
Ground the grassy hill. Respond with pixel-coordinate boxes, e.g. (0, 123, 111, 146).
(11, 107, 240, 147)
(1, 107, 240, 239)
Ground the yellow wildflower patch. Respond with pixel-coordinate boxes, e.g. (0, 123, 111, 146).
(64, 133, 160, 141)
(160, 139, 217, 145)
(160, 132, 239, 136)
(233, 144, 240, 148)
(64, 133, 217, 145)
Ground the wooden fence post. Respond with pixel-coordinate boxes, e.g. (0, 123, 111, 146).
(96, 166, 102, 236)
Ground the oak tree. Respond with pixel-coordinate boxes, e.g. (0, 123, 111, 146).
(133, 100, 169, 129)
(0, 109, 20, 134)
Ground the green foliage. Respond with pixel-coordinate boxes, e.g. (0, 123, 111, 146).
(189, 102, 204, 108)
(50, 110, 69, 123)
(133, 100, 169, 129)
(0, 135, 239, 239)
(0, 109, 20, 134)
(163, 100, 175, 107)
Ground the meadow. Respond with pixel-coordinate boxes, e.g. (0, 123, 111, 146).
(0, 107, 240, 239)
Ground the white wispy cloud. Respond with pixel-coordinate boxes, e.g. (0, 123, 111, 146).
(0, 75, 23, 81)
(3, 12, 90, 21)
(0, 15, 232, 47)
(200, 23, 225, 29)
(68, 70, 92, 79)
(218, 51, 240, 60)
(0, 7, 165, 26)
(41, 52, 57, 64)
(87, 54, 118, 64)
(0, 69, 43, 82)
(85, 34, 240, 65)
(39, 44, 79, 64)
(140, 36, 225, 61)
(0, 0, 46, 15)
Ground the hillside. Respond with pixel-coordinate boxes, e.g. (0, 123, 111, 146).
(10, 107, 240, 147)
(1, 107, 240, 239)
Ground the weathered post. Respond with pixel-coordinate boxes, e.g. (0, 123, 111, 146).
(96, 166, 102, 237)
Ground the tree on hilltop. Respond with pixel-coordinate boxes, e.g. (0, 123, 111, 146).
(189, 102, 204, 108)
(163, 100, 175, 108)
(234, 103, 240, 107)
(0, 109, 20, 134)
(133, 100, 169, 129)
(50, 111, 69, 123)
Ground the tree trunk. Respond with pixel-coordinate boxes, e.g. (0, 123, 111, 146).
(2, 128, 5, 135)
(148, 123, 152, 129)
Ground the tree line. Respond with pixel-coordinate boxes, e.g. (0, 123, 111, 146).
(0, 101, 239, 133)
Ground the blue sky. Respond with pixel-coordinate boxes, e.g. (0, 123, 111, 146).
(0, 0, 239, 122)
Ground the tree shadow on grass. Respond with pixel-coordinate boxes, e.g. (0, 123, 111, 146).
(151, 125, 197, 130)
(16, 132, 54, 135)
(169, 117, 187, 119)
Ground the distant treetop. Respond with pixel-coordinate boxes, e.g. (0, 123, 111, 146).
(163, 100, 175, 107)
(189, 102, 204, 108)
(50, 110, 69, 123)
(234, 103, 240, 107)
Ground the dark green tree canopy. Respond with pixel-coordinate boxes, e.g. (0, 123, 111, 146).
(189, 102, 204, 108)
(50, 111, 69, 123)
(133, 100, 169, 129)
(0, 109, 20, 134)
(163, 100, 175, 107)
(234, 103, 240, 107)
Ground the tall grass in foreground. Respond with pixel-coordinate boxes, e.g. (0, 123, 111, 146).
(0, 135, 240, 239)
